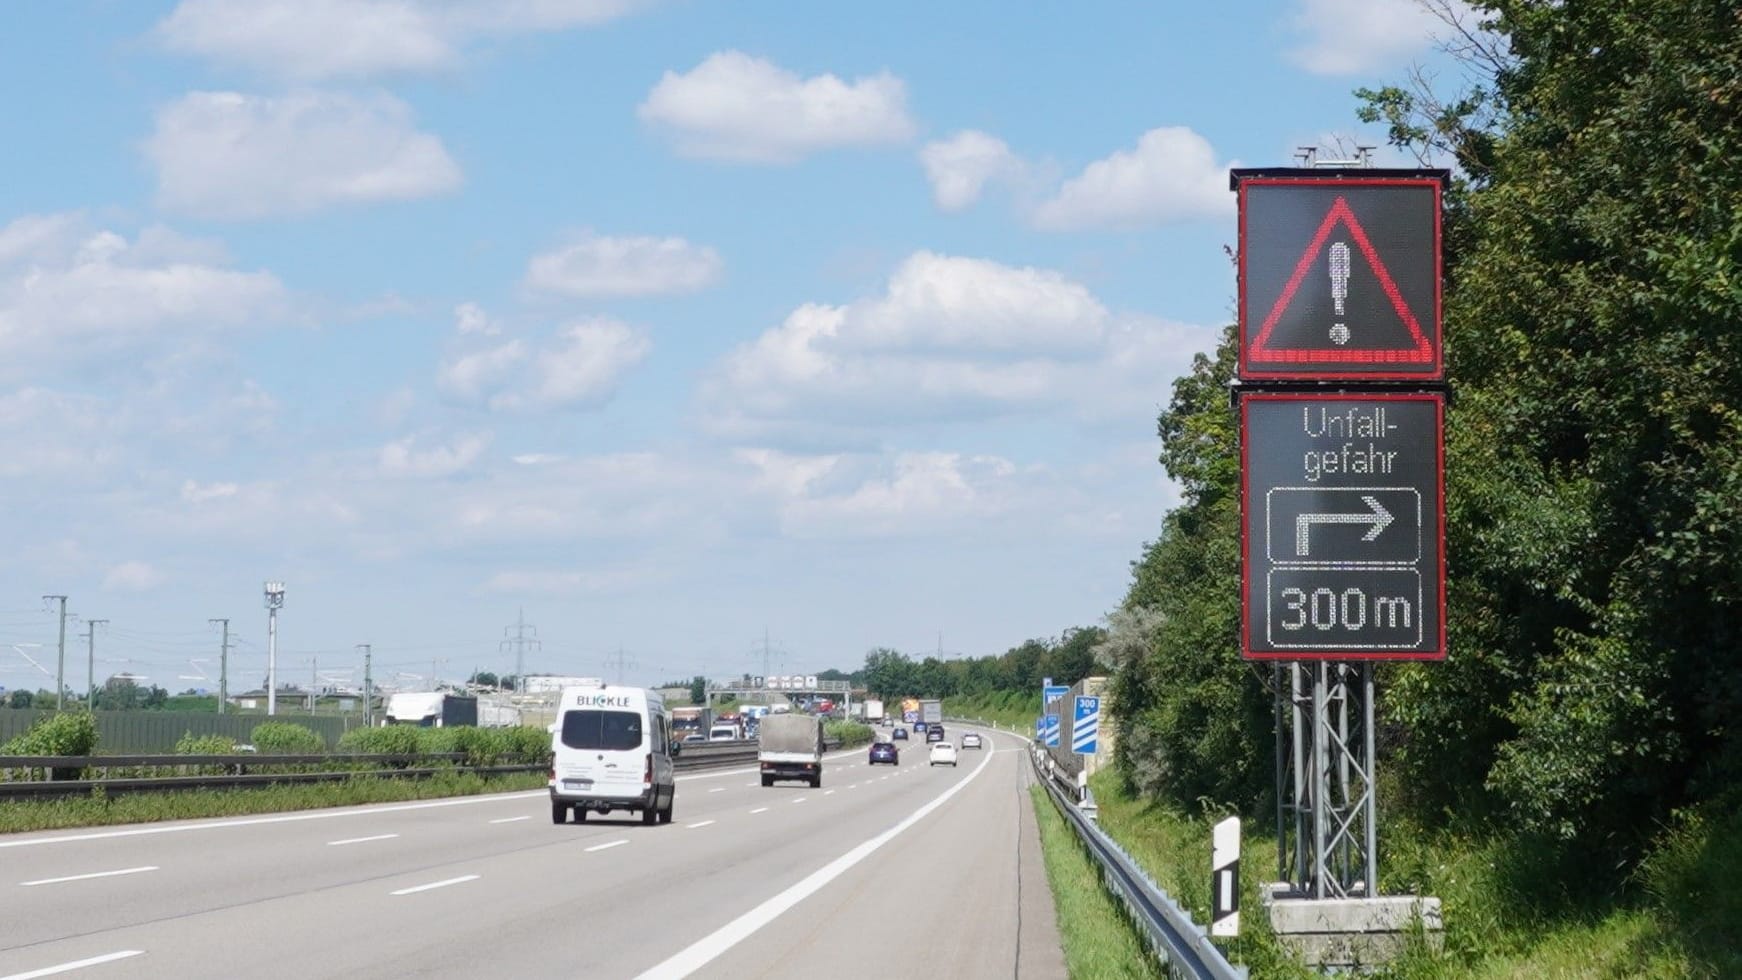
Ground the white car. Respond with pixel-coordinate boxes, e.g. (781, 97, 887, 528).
(928, 742, 958, 767)
(961, 732, 983, 750)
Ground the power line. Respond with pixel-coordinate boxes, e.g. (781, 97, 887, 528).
(499, 608, 540, 692)
(209, 619, 230, 714)
(604, 646, 637, 685)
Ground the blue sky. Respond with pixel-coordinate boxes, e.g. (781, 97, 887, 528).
(0, 0, 1462, 694)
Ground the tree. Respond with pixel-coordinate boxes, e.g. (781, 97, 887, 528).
(689, 675, 707, 705)
(1344, 1, 1742, 849)
(470, 671, 499, 688)
(6, 689, 31, 708)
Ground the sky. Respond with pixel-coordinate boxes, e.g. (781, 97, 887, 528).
(0, 0, 1464, 696)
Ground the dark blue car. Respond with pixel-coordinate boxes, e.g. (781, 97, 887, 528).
(892, 727, 908, 740)
(869, 741, 900, 765)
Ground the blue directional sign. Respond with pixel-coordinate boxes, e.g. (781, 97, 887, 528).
(1072, 696, 1101, 754)
(1043, 684, 1069, 707)
(1043, 713, 1060, 748)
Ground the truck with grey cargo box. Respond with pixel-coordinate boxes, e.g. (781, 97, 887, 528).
(758, 713, 825, 788)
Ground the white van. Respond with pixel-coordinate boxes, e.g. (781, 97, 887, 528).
(549, 684, 676, 825)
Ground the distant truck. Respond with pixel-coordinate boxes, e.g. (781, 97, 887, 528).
(920, 699, 942, 726)
(382, 692, 478, 728)
(863, 699, 885, 723)
(758, 712, 825, 788)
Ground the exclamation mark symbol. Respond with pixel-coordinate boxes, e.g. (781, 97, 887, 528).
(1328, 241, 1350, 345)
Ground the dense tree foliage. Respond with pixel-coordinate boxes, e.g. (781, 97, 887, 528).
(856, 629, 1104, 702)
(1109, 1, 1742, 855)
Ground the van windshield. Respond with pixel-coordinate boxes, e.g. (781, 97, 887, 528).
(561, 710, 643, 751)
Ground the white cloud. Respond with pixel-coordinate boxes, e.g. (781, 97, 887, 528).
(701, 251, 1214, 441)
(0, 214, 286, 365)
(145, 90, 462, 220)
(638, 51, 916, 163)
(155, 0, 655, 80)
(481, 564, 665, 596)
(438, 340, 528, 402)
(1284, 0, 1450, 76)
(453, 301, 500, 336)
(438, 318, 649, 412)
(103, 561, 166, 592)
(181, 480, 240, 503)
(920, 130, 1022, 211)
(1031, 127, 1234, 230)
(378, 432, 489, 478)
(511, 453, 563, 465)
(502, 318, 652, 411)
(525, 232, 723, 298)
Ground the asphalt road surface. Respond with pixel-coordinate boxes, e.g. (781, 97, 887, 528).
(0, 726, 1065, 979)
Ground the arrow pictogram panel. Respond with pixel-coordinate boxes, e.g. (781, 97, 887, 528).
(1238, 179, 1442, 380)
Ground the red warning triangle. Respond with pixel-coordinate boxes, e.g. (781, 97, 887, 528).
(1250, 196, 1433, 364)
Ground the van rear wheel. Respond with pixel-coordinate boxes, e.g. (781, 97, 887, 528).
(551, 801, 568, 824)
(641, 805, 658, 826)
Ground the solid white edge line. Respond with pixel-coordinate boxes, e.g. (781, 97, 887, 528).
(390, 875, 478, 896)
(21, 866, 158, 887)
(686, 820, 716, 829)
(634, 735, 998, 980)
(585, 839, 629, 853)
(326, 833, 398, 847)
(489, 816, 531, 824)
(0, 950, 144, 979)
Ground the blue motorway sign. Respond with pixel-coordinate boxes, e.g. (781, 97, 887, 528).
(1072, 696, 1101, 754)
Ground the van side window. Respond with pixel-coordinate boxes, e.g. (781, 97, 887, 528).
(654, 716, 668, 755)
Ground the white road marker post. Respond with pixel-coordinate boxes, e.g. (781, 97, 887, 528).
(1212, 816, 1241, 937)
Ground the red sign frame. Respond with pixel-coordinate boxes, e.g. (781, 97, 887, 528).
(1237, 176, 1443, 381)
(1239, 391, 1446, 661)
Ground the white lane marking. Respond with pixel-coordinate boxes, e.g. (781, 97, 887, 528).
(327, 833, 398, 847)
(0, 791, 548, 850)
(847, 785, 858, 790)
(21, 866, 157, 887)
(585, 840, 629, 853)
(490, 816, 530, 824)
(391, 875, 478, 896)
(750, 807, 769, 814)
(790, 797, 807, 804)
(686, 820, 716, 829)
(0, 950, 145, 979)
(823, 790, 835, 796)
(708, 787, 724, 793)
(634, 743, 998, 979)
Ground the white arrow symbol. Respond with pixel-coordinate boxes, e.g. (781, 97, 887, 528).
(1295, 495, 1393, 556)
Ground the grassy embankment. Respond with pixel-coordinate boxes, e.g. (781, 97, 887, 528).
(1076, 768, 1742, 979)
(941, 692, 1038, 731)
(0, 771, 547, 835)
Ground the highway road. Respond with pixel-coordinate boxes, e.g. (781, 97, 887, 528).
(0, 726, 1065, 979)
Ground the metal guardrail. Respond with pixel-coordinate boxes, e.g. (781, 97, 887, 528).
(0, 738, 849, 798)
(946, 717, 1245, 980)
(1028, 744, 1246, 980)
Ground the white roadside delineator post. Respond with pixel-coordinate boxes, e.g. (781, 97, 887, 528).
(1212, 816, 1241, 937)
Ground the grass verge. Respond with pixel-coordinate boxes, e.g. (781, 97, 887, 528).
(0, 771, 547, 834)
(1029, 783, 1165, 979)
(1087, 767, 1742, 978)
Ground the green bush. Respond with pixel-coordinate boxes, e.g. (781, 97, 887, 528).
(337, 725, 421, 756)
(249, 721, 325, 754)
(824, 720, 874, 747)
(1, 711, 99, 757)
(174, 732, 237, 755)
